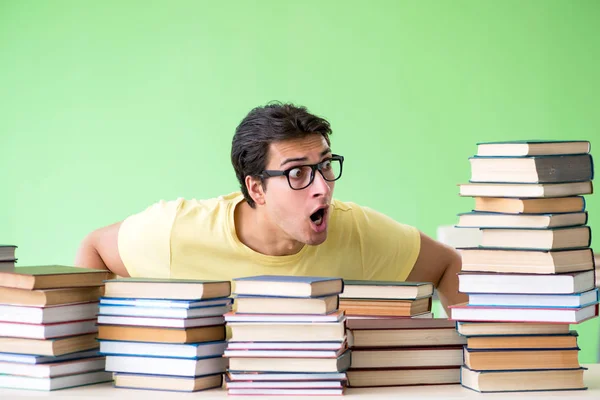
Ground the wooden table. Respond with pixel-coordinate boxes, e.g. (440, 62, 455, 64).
(1, 364, 599, 399)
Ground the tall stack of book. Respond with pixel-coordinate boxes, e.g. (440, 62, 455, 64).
(451, 140, 598, 393)
(0, 265, 114, 391)
(0, 244, 17, 271)
(338, 280, 466, 387)
(223, 275, 349, 396)
(98, 277, 232, 392)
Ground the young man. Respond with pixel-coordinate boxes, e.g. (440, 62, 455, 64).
(75, 103, 466, 314)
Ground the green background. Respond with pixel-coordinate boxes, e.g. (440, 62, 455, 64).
(1, 0, 599, 362)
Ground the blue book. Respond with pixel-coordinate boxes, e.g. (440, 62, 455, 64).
(233, 275, 343, 298)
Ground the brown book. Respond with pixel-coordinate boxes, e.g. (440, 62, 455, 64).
(347, 317, 456, 331)
(0, 266, 113, 290)
(479, 226, 590, 250)
(114, 373, 223, 392)
(0, 333, 99, 356)
(347, 366, 460, 388)
(457, 322, 570, 336)
(466, 332, 578, 350)
(474, 196, 586, 214)
(458, 248, 595, 274)
(469, 154, 593, 184)
(348, 326, 466, 348)
(457, 211, 587, 229)
(97, 324, 225, 343)
(103, 278, 231, 300)
(463, 347, 580, 370)
(0, 286, 104, 307)
(339, 297, 431, 317)
(350, 346, 463, 369)
(461, 367, 585, 392)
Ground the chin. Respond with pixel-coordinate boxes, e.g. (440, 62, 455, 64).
(304, 233, 328, 246)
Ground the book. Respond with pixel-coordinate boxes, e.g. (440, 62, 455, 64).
(349, 346, 463, 369)
(458, 181, 593, 198)
(348, 326, 466, 348)
(477, 225, 591, 250)
(97, 324, 225, 343)
(0, 370, 112, 391)
(0, 301, 99, 324)
(475, 140, 590, 157)
(456, 211, 587, 229)
(0, 245, 16, 261)
(232, 275, 343, 298)
(105, 354, 227, 377)
(465, 332, 578, 350)
(234, 294, 339, 315)
(339, 280, 433, 300)
(468, 154, 594, 183)
(227, 350, 351, 373)
(338, 297, 431, 317)
(457, 270, 595, 294)
(0, 286, 104, 307)
(461, 366, 586, 392)
(457, 248, 595, 274)
(0, 334, 99, 356)
(228, 320, 346, 342)
(473, 196, 586, 214)
(449, 303, 598, 324)
(347, 366, 460, 388)
(467, 289, 599, 308)
(456, 322, 571, 336)
(99, 340, 227, 359)
(0, 266, 112, 290)
(103, 277, 231, 300)
(463, 347, 580, 370)
(114, 373, 223, 392)
(0, 356, 105, 378)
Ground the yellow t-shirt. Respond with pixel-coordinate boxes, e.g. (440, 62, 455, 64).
(118, 192, 421, 283)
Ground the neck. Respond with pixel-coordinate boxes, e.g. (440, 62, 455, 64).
(234, 201, 304, 256)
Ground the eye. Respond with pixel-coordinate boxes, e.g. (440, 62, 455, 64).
(289, 168, 305, 179)
(321, 160, 332, 170)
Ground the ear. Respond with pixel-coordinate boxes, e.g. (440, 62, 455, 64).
(245, 175, 267, 206)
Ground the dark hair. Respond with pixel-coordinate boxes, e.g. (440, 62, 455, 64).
(231, 102, 333, 207)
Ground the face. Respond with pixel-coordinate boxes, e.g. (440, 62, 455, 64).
(249, 134, 336, 246)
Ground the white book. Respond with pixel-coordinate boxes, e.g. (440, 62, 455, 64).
(99, 297, 232, 309)
(450, 303, 598, 323)
(0, 349, 100, 364)
(468, 289, 599, 308)
(98, 304, 231, 318)
(97, 315, 224, 328)
(0, 302, 98, 324)
(105, 355, 227, 377)
(0, 319, 97, 339)
(0, 370, 112, 391)
(0, 357, 105, 378)
(458, 270, 595, 294)
(99, 340, 227, 359)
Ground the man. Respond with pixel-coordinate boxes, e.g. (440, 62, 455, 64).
(75, 102, 466, 314)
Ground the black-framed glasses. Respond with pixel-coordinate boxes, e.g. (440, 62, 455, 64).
(260, 154, 344, 190)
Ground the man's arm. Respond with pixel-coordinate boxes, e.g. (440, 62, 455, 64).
(406, 231, 467, 316)
(74, 221, 130, 277)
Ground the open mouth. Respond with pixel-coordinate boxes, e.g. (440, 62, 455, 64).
(310, 207, 326, 227)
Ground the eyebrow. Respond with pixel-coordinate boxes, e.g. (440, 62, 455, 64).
(280, 148, 332, 167)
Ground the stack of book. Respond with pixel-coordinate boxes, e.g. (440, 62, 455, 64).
(0, 244, 17, 271)
(339, 280, 466, 387)
(0, 265, 114, 391)
(98, 278, 232, 392)
(451, 140, 598, 393)
(223, 275, 349, 396)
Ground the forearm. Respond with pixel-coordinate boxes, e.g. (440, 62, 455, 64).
(436, 253, 468, 316)
(74, 234, 109, 271)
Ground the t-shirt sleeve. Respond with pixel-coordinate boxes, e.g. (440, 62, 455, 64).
(352, 205, 421, 281)
(117, 198, 184, 278)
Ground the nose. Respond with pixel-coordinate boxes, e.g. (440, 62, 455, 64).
(311, 170, 332, 198)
